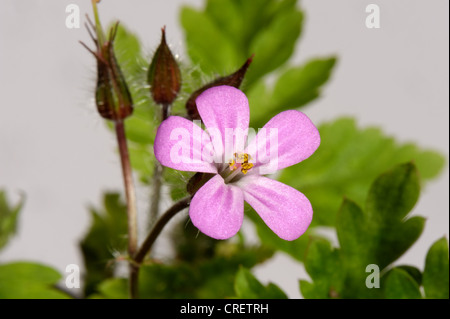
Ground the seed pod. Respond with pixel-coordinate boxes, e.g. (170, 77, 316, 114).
(104, 27, 133, 120)
(81, 3, 133, 121)
(186, 56, 253, 121)
(95, 55, 116, 120)
(147, 27, 182, 106)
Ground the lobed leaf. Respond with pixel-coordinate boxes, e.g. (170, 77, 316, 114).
(180, 0, 305, 88)
(423, 237, 449, 299)
(300, 238, 342, 299)
(245, 9, 303, 87)
(396, 265, 422, 286)
(364, 163, 425, 269)
(301, 163, 428, 298)
(384, 268, 422, 299)
(180, 6, 242, 75)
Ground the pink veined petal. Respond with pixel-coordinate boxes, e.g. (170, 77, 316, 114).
(154, 116, 217, 173)
(196, 86, 250, 161)
(246, 110, 320, 174)
(190, 174, 244, 240)
(238, 175, 313, 241)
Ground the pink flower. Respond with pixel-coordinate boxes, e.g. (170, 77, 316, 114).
(154, 86, 320, 240)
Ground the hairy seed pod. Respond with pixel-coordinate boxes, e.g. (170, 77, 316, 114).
(81, 15, 133, 121)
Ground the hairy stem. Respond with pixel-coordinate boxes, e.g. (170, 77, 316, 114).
(149, 161, 163, 226)
(135, 196, 191, 265)
(115, 120, 138, 299)
(161, 103, 171, 121)
(129, 264, 139, 299)
(148, 103, 171, 226)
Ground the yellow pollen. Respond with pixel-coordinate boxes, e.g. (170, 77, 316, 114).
(229, 152, 253, 174)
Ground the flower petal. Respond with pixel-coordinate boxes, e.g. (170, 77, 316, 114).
(238, 175, 313, 241)
(246, 110, 320, 174)
(154, 116, 217, 173)
(196, 86, 250, 160)
(190, 174, 244, 240)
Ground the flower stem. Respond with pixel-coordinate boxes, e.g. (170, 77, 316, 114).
(148, 103, 171, 226)
(161, 103, 171, 121)
(135, 196, 191, 265)
(114, 120, 138, 299)
(149, 162, 163, 225)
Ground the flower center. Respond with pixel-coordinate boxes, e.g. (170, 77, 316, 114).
(221, 152, 253, 184)
(229, 152, 253, 174)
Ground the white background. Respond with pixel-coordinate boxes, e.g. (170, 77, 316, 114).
(0, 0, 448, 298)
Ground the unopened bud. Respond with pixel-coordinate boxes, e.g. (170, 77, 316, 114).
(148, 27, 181, 106)
(186, 56, 253, 121)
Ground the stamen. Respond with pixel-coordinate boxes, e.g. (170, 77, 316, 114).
(241, 162, 253, 174)
(226, 152, 254, 178)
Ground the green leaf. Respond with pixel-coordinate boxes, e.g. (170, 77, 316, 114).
(423, 237, 449, 299)
(336, 199, 368, 262)
(0, 262, 70, 299)
(97, 278, 128, 299)
(365, 163, 425, 269)
(302, 163, 427, 298)
(278, 118, 445, 227)
(205, 0, 274, 51)
(300, 238, 342, 299)
(80, 192, 128, 297)
(396, 265, 422, 286)
(234, 266, 287, 299)
(180, 0, 304, 88)
(384, 268, 422, 299)
(165, 168, 193, 202)
(336, 163, 425, 291)
(299, 280, 319, 299)
(334, 199, 382, 298)
(128, 144, 154, 184)
(366, 162, 420, 222)
(0, 190, 25, 251)
(245, 9, 303, 86)
(249, 57, 337, 127)
(113, 24, 147, 80)
(180, 6, 243, 75)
